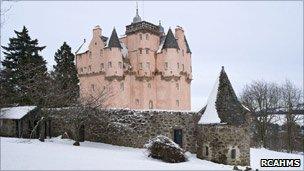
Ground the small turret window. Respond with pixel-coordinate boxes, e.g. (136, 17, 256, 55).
(136, 99, 139, 105)
(164, 62, 168, 70)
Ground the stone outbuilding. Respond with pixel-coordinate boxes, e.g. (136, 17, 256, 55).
(196, 67, 251, 166)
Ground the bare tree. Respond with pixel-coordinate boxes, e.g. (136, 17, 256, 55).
(240, 81, 281, 147)
(280, 80, 303, 153)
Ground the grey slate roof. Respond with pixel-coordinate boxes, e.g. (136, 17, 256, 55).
(162, 29, 179, 50)
(184, 36, 191, 54)
(107, 28, 122, 49)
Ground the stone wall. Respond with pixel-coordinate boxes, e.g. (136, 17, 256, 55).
(196, 124, 250, 166)
(46, 108, 200, 153)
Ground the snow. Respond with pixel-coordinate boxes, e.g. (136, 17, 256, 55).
(1, 137, 303, 170)
(198, 76, 221, 124)
(0, 106, 37, 120)
(250, 148, 304, 170)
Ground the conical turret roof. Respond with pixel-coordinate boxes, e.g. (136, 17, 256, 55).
(198, 66, 248, 125)
(162, 28, 179, 50)
(107, 28, 122, 49)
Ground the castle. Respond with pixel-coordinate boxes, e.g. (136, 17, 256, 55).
(75, 9, 192, 110)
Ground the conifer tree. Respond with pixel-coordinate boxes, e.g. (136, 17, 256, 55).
(1, 26, 48, 106)
(52, 42, 79, 107)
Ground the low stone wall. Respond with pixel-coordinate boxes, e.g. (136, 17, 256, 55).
(46, 108, 200, 153)
(196, 124, 250, 166)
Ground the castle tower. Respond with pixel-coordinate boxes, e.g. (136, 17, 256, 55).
(75, 8, 192, 110)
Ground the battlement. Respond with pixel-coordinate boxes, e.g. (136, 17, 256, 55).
(126, 21, 160, 36)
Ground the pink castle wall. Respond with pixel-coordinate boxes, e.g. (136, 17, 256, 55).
(76, 24, 192, 110)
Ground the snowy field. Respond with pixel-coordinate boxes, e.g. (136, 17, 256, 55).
(1, 137, 303, 170)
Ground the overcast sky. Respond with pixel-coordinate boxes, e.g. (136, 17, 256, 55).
(1, 1, 303, 111)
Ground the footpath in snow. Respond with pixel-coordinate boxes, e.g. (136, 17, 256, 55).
(1, 137, 303, 170)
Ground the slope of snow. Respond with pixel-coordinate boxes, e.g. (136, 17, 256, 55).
(198, 76, 221, 124)
(1, 137, 303, 170)
(1, 137, 232, 170)
(250, 148, 304, 170)
(0, 106, 37, 119)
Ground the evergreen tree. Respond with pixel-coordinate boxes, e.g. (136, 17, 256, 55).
(1, 26, 48, 106)
(52, 42, 79, 107)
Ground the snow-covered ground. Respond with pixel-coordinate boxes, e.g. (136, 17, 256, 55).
(1, 137, 303, 170)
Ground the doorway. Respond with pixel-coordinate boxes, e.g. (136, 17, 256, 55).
(173, 129, 183, 148)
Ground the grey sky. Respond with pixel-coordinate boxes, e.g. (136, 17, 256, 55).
(1, 1, 303, 111)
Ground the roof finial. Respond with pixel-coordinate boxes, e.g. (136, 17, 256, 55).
(132, 1, 142, 23)
(136, 1, 139, 15)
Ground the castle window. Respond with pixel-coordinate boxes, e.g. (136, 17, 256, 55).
(139, 63, 143, 69)
(176, 100, 179, 107)
(108, 62, 112, 68)
(182, 64, 184, 71)
(146, 49, 149, 54)
(139, 49, 142, 54)
(177, 63, 180, 69)
(95, 42, 97, 45)
(148, 83, 151, 88)
(139, 34, 142, 40)
(91, 84, 95, 91)
(164, 62, 168, 70)
(80, 68, 83, 73)
(231, 149, 236, 159)
(119, 62, 122, 69)
(176, 83, 179, 90)
(88, 65, 92, 72)
(146, 34, 149, 40)
(136, 99, 139, 105)
(205, 146, 209, 156)
(120, 82, 124, 91)
(146, 62, 150, 69)
(101, 63, 104, 70)
(149, 100, 153, 109)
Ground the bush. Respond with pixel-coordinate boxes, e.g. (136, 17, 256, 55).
(144, 135, 187, 163)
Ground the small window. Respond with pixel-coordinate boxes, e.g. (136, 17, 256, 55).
(88, 65, 91, 71)
(89, 52, 92, 58)
(205, 146, 209, 156)
(146, 34, 149, 40)
(164, 62, 168, 70)
(136, 99, 139, 105)
(108, 62, 112, 68)
(101, 63, 104, 70)
(80, 68, 83, 73)
(119, 62, 122, 69)
(149, 100, 153, 109)
(139, 34, 142, 40)
(146, 62, 150, 69)
(148, 83, 151, 88)
(231, 149, 236, 159)
(182, 64, 184, 71)
(146, 49, 149, 54)
(120, 82, 124, 91)
(139, 49, 142, 54)
(176, 83, 179, 90)
(177, 63, 180, 69)
(176, 100, 179, 107)
(95, 42, 97, 45)
(139, 63, 143, 69)
(91, 84, 95, 91)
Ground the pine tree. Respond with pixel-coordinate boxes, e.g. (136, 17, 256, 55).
(52, 42, 79, 107)
(1, 26, 48, 106)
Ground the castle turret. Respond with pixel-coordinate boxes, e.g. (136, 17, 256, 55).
(104, 28, 123, 78)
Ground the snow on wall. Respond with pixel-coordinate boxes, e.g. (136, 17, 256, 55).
(198, 76, 221, 124)
(0, 106, 37, 120)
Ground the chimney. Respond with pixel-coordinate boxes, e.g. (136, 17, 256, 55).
(175, 26, 184, 40)
(93, 25, 102, 37)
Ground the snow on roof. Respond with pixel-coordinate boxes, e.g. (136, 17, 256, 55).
(198, 76, 221, 124)
(0, 106, 37, 120)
